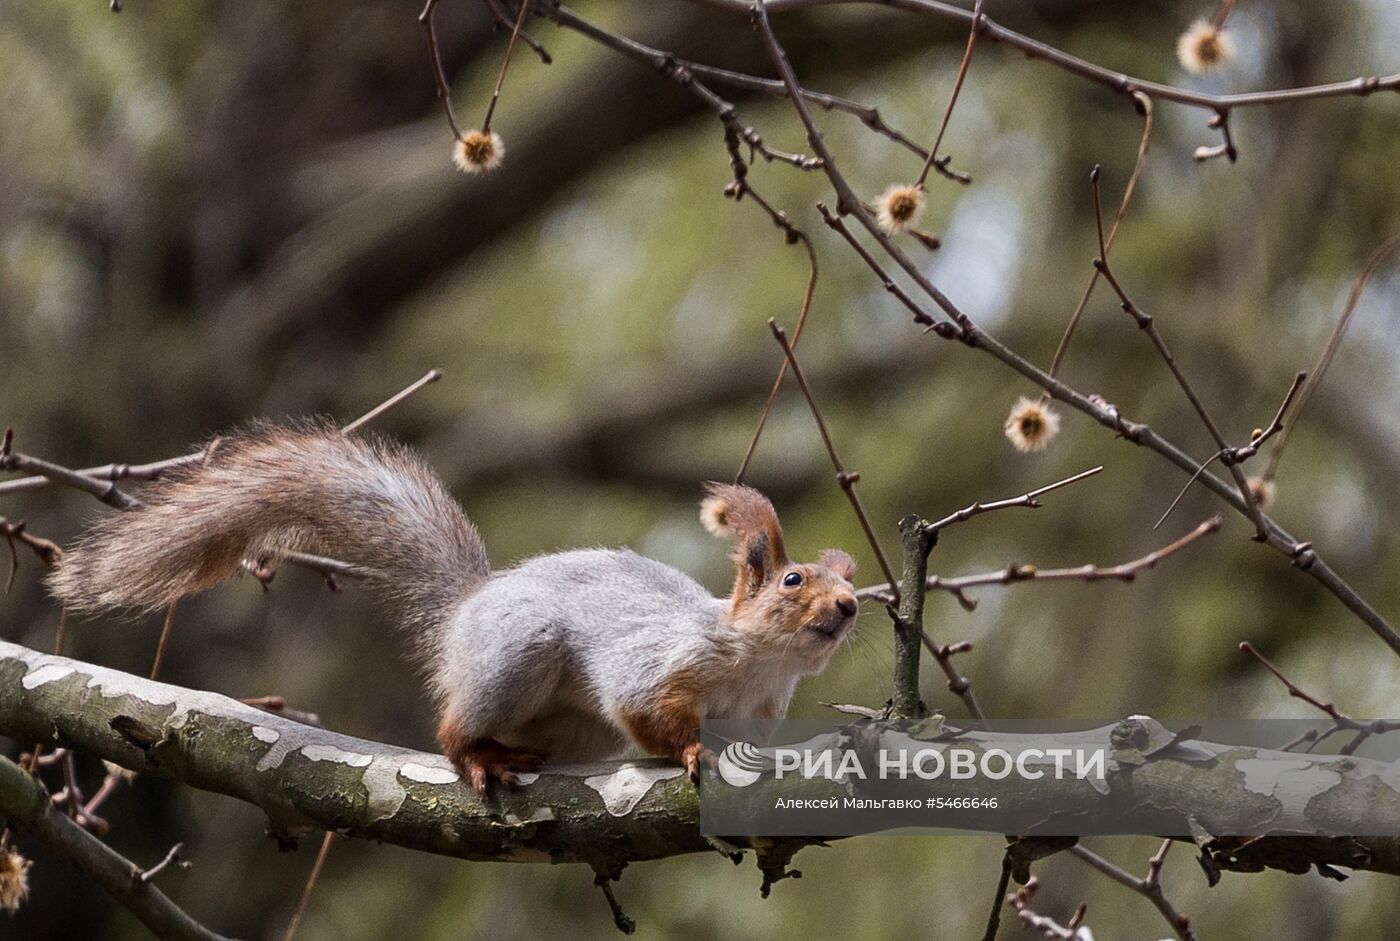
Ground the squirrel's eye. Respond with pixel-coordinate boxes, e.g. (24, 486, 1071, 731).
(782, 572, 804, 588)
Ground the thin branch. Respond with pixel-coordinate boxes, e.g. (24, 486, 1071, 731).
(544, 3, 822, 172)
(418, 0, 464, 139)
(915, 0, 984, 187)
(1090, 168, 1269, 540)
(482, 0, 552, 64)
(856, 516, 1222, 607)
(700, 0, 1400, 112)
(0, 368, 444, 498)
(686, 63, 970, 183)
(1045, 93, 1153, 385)
(0, 755, 233, 941)
(136, 842, 191, 885)
(149, 602, 179, 682)
(920, 630, 984, 721)
(282, 831, 335, 941)
(735, 229, 818, 483)
(1005, 877, 1093, 940)
(0, 430, 139, 511)
(480, 0, 534, 132)
(927, 466, 1102, 533)
(340, 369, 443, 435)
(1070, 842, 1197, 941)
(767, 320, 899, 595)
(1154, 371, 1304, 530)
(981, 852, 1012, 941)
(2, 516, 62, 594)
(1219, 371, 1307, 467)
(1263, 235, 1400, 482)
(1240, 641, 1400, 755)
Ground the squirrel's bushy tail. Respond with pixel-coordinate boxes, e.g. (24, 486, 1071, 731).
(49, 421, 488, 640)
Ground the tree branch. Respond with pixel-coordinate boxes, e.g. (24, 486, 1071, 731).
(0, 754, 233, 941)
(5, 642, 1400, 884)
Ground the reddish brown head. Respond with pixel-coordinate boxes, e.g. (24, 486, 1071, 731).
(700, 483, 859, 666)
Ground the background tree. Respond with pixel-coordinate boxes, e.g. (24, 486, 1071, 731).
(1, 0, 1398, 938)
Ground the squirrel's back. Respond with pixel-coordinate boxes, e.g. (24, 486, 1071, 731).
(49, 421, 488, 647)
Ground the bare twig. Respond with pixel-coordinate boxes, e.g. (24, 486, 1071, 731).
(1263, 236, 1400, 482)
(1071, 842, 1197, 941)
(1240, 641, 1400, 755)
(1, 430, 139, 511)
(735, 233, 818, 483)
(482, 0, 552, 63)
(1219, 372, 1307, 467)
(927, 466, 1102, 533)
(857, 516, 1222, 608)
(594, 871, 637, 935)
(1154, 371, 1305, 529)
(2, 516, 62, 593)
(480, 0, 534, 132)
(544, 3, 821, 172)
(768, 320, 899, 595)
(1045, 93, 1153, 385)
(282, 830, 336, 941)
(981, 852, 1013, 941)
(1, 369, 444, 498)
(0, 755, 232, 941)
(340, 369, 443, 435)
(1089, 167, 1269, 539)
(915, 0, 984, 187)
(1006, 876, 1093, 940)
(136, 842, 191, 885)
(702, 0, 1400, 112)
(418, 0, 464, 140)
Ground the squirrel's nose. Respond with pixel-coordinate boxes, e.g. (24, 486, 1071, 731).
(836, 596, 857, 618)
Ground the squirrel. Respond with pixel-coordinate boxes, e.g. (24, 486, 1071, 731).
(49, 421, 860, 793)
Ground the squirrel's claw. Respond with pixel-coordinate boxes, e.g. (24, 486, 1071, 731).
(451, 739, 546, 795)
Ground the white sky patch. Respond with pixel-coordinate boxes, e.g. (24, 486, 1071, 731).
(926, 185, 1024, 329)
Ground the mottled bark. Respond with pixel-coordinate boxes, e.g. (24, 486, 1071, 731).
(2, 642, 1398, 881)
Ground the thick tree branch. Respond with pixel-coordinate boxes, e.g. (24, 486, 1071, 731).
(4, 643, 1400, 884)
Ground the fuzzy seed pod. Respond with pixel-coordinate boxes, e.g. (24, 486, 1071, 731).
(0, 850, 31, 915)
(875, 183, 924, 234)
(453, 129, 505, 175)
(1177, 19, 1235, 75)
(1004, 396, 1061, 453)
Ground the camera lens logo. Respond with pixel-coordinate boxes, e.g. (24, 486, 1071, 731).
(716, 741, 767, 787)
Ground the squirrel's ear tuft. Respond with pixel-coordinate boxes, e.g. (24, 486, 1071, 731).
(703, 483, 789, 610)
(699, 483, 786, 558)
(699, 493, 732, 538)
(819, 549, 857, 582)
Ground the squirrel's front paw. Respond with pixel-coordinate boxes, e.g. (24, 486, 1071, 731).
(451, 739, 547, 795)
(681, 741, 717, 785)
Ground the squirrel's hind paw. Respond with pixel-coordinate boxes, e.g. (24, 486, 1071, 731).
(448, 739, 546, 795)
(682, 741, 717, 785)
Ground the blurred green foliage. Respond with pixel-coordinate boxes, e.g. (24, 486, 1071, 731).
(2, 1, 1399, 938)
